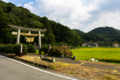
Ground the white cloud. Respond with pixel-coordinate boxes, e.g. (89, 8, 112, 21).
(23, 0, 120, 32)
(17, 3, 22, 6)
(24, 2, 34, 12)
(85, 11, 120, 32)
(2, 0, 10, 2)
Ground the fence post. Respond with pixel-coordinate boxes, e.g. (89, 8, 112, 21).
(20, 44, 23, 57)
(52, 57, 55, 62)
(48, 45, 51, 50)
(74, 56, 76, 60)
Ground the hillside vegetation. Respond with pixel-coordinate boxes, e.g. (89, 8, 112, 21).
(0, 0, 81, 46)
(74, 27, 120, 47)
(0, 0, 120, 47)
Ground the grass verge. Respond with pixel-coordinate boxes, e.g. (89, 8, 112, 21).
(10, 54, 120, 80)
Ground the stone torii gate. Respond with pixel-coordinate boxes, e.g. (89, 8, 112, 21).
(9, 25, 47, 54)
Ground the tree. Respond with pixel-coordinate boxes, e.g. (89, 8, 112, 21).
(41, 17, 55, 44)
(7, 12, 21, 26)
(6, 2, 16, 13)
(0, 0, 7, 12)
(28, 18, 44, 28)
(0, 6, 8, 29)
(0, 28, 15, 44)
(11, 7, 22, 16)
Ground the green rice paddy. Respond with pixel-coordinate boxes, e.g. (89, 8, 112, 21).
(71, 47, 120, 62)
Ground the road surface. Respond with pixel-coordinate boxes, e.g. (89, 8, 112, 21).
(0, 55, 88, 80)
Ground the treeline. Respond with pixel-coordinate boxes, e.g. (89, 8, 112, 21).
(0, 0, 81, 46)
(74, 26, 120, 47)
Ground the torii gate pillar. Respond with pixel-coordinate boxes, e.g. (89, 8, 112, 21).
(38, 31, 41, 54)
(16, 29, 20, 44)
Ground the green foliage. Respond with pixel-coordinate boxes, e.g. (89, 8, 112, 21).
(41, 17, 55, 44)
(23, 44, 28, 55)
(0, 28, 15, 43)
(88, 27, 120, 43)
(48, 46, 73, 57)
(0, 44, 14, 53)
(4, 44, 14, 53)
(7, 12, 21, 25)
(28, 18, 44, 28)
(14, 44, 28, 56)
(6, 2, 16, 13)
(11, 7, 22, 16)
(41, 44, 48, 54)
(0, 45, 5, 52)
(0, 6, 8, 27)
(27, 44, 36, 53)
(50, 21, 81, 46)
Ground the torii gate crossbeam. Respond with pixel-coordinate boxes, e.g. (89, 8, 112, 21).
(9, 25, 47, 54)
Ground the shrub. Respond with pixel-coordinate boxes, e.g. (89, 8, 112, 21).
(23, 44, 28, 55)
(48, 46, 73, 57)
(0, 45, 14, 53)
(14, 44, 28, 56)
(27, 44, 36, 53)
(0, 45, 5, 52)
(41, 44, 48, 54)
(4, 44, 14, 53)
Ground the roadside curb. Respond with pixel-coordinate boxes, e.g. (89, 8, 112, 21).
(1, 54, 49, 69)
(15, 57, 49, 68)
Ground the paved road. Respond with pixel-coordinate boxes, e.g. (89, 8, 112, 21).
(0, 55, 87, 80)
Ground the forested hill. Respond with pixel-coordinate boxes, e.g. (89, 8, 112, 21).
(0, 0, 81, 46)
(88, 27, 120, 36)
(88, 27, 120, 40)
(74, 27, 120, 46)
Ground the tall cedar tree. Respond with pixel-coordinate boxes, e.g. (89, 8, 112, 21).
(41, 17, 55, 44)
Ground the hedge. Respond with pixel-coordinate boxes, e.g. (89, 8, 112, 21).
(0, 45, 14, 53)
(27, 44, 36, 53)
(14, 44, 28, 56)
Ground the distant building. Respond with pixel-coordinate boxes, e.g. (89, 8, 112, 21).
(82, 42, 98, 47)
(94, 43, 98, 47)
(82, 42, 91, 47)
(112, 43, 119, 47)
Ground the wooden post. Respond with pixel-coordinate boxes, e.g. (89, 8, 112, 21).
(38, 31, 41, 54)
(52, 57, 55, 62)
(20, 44, 23, 57)
(40, 55, 43, 59)
(48, 45, 51, 50)
(16, 29, 20, 44)
(74, 56, 76, 60)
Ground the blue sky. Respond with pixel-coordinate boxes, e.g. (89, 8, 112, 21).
(2, 0, 120, 32)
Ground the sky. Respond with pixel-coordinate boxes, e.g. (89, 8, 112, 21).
(2, 0, 120, 32)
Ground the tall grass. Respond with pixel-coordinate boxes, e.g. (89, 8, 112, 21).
(71, 47, 120, 62)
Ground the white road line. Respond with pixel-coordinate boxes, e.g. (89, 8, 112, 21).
(0, 55, 78, 80)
